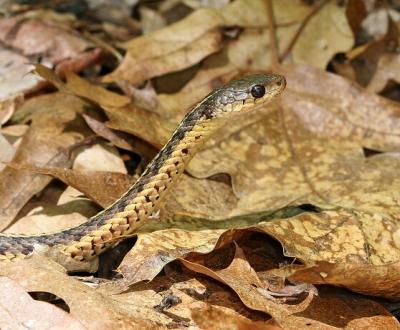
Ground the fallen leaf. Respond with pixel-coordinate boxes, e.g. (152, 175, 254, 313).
(191, 305, 280, 330)
(162, 174, 239, 221)
(0, 133, 15, 172)
(6, 162, 134, 209)
(292, 1, 354, 68)
(0, 14, 102, 71)
(0, 92, 23, 125)
(0, 276, 84, 329)
(181, 245, 315, 323)
(279, 286, 399, 329)
(103, 0, 320, 86)
(0, 93, 88, 230)
(117, 228, 225, 286)
(73, 143, 127, 174)
(103, 7, 224, 84)
(139, 6, 167, 34)
(82, 114, 135, 152)
(188, 64, 400, 216)
(367, 53, 400, 93)
(5, 211, 88, 236)
(0, 255, 154, 328)
(60, 70, 174, 148)
(217, 209, 400, 298)
(0, 124, 29, 138)
(0, 49, 40, 100)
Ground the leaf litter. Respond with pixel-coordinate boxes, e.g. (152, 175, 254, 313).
(0, 0, 400, 328)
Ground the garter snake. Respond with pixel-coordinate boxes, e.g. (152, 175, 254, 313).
(0, 73, 286, 262)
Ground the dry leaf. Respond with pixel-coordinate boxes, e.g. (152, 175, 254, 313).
(139, 6, 167, 33)
(205, 209, 400, 298)
(0, 93, 88, 230)
(367, 53, 400, 93)
(0, 277, 85, 329)
(101, 261, 285, 327)
(104, 0, 319, 85)
(181, 245, 315, 323)
(0, 124, 29, 138)
(6, 162, 134, 209)
(82, 114, 135, 152)
(49, 69, 174, 148)
(0, 49, 40, 100)
(0, 255, 154, 328)
(188, 64, 400, 215)
(0, 15, 102, 71)
(292, 1, 354, 68)
(279, 286, 398, 329)
(117, 228, 225, 286)
(0, 93, 23, 125)
(0, 133, 15, 172)
(103, 8, 224, 84)
(5, 211, 88, 236)
(73, 143, 127, 174)
(191, 305, 280, 330)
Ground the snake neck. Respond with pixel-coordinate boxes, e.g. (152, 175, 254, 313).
(63, 112, 225, 260)
(0, 108, 225, 261)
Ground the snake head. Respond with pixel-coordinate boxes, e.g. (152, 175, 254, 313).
(202, 73, 286, 118)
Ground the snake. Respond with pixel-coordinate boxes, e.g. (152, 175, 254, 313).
(0, 73, 286, 263)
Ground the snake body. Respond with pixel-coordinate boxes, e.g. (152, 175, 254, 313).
(0, 74, 285, 262)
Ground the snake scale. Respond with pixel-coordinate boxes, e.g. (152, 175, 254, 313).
(0, 73, 286, 262)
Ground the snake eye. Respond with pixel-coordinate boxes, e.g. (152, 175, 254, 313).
(251, 85, 265, 99)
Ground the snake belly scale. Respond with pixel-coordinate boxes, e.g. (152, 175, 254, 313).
(0, 73, 286, 262)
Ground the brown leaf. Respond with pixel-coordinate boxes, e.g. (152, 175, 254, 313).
(0, 277, 85, 329)
(348, 14, 399, 86)
(103, 0, 322, 85)
(0, 124, 29, 138)
(0, 49, 41, 99)
(128, 198, 400, 299)
(5, 211, 88, 236)
(0, 14, 102, 71)
(72, 143, 128, 174)
(180, 245, 315, 322)
(0, 93, 88, 230)
(163, 174, 239, 221)
(82, 113, 134, 152)
(188, 64, 400, 216)
(292, 1, 354, 68)
(231, 209, 400, 298)
(156, 63, 240, 120)
(0, 93, 23, 125)
(0, 133, 15, 171)
(282, 64, 400, 149)
(279, 286, 399, 329)
(44, 69, 174, 148)
(367, 53, 400, 93)
(6, 162, 134, 208)
(191, 305, 281, 330)
(192, 287, 398, 329)
(116, 228, 225, 287)
(0, 255, 154, 328)
(103, 8, 224, 84)
(345, 0, 367, 38)
(102, 268, 277, 327)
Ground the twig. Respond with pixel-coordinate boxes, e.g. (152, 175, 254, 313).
(280, 0, 328, 62)
(266, 0, 280, 68)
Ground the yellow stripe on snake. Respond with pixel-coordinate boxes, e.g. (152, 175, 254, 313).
(0, 74, 286, 263)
